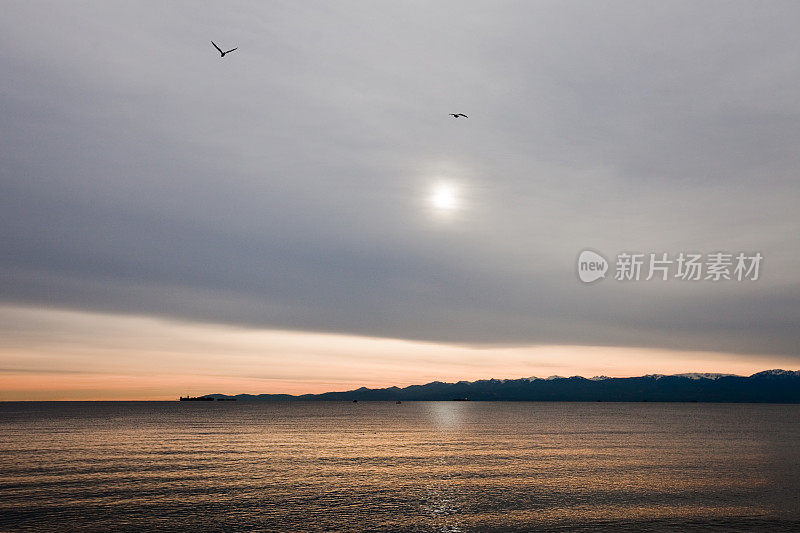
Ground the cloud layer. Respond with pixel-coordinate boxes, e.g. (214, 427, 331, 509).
(1, 1, 799, 357)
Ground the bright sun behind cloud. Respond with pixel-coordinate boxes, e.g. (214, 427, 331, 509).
(429, 182, 460, 214)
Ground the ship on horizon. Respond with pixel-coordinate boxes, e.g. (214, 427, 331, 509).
(179, 395, 214, 401)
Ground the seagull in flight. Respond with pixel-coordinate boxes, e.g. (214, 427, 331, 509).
(211, 41, 238, 58)
(449, 113, 468, 118)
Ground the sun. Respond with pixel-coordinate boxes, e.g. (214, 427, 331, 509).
(429, 183, 459, 213)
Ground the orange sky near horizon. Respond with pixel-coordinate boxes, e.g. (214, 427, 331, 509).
(0, 304, 796, 400)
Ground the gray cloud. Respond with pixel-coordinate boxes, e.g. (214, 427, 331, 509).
(1, 0, 799, 355)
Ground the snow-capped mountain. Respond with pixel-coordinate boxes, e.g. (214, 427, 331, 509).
(751, 369, 800, 378)
(642, 373, 739, 380)
(670, 373, 738, 380)
(210, 370, 800, 402)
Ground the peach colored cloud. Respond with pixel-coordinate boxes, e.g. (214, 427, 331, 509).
(0, 305, 794, 400)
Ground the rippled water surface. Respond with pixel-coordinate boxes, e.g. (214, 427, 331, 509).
(1, 401, 798, 531)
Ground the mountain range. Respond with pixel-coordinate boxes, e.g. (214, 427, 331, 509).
(205, 370, 800, 403)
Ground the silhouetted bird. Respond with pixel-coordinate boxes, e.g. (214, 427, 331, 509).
(449, 113, 468, 118)
(211, 41, 238, 58)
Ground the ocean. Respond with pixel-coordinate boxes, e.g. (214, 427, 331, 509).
(1, 401, 798, 531)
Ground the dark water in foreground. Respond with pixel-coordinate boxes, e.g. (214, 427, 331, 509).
(0, 402, 798, 532)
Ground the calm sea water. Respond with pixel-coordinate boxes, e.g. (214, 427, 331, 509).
(0, 401, 798, 532)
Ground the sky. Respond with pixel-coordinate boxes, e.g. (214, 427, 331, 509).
(1, 1, 799, 399)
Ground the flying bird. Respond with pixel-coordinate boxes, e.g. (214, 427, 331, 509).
(211, 41, 238, 57)
(449, 113, 468, 118)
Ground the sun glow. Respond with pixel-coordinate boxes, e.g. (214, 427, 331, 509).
(429, 182, 460, 214)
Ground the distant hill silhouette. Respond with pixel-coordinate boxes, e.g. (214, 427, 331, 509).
(206, 370, 800, 403)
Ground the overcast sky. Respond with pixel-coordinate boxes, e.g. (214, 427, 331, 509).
(1, 1, 799, 397)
